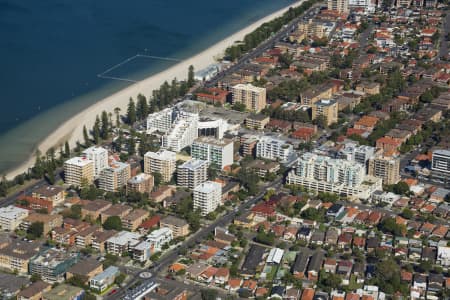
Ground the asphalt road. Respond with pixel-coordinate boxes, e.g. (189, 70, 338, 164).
(0, 170, 62, 208)
(439, 12, 450, 59)
(204, 2, 321, 88)
(111, 178, 283, 300)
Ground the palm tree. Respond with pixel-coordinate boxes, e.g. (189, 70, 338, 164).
(114, 107, 121, 128)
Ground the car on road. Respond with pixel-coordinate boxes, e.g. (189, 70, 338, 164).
(108, 289, 117, 296)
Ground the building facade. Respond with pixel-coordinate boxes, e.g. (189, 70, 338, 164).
(82, 146, 108, 178)
(312, 99, 338, 126)
(431, 149, 450, 183)
(127, 173, 154, 194)
(328, 0, 349, 13)
(256, 136, 294, 162)
(161, 111, 199, 152)
(193, 181, 222, 216)
(191, 137, 233, 170)
(63, 157, 94, 186)
(98, 161, 131, 192)
(177, 159, 208, 189)
(231, 84, 267, 112)
(368, 155, 401, 185)
(0, 206, 29, 231)
(144, 150, 176, 182)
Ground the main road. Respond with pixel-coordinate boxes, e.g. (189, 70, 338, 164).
(111, 178, 283, 300)
(204, 2, 321, 88)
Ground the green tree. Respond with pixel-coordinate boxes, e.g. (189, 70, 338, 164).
(27, 222, 44, 239)
(114, 107, 121, 128)
(136, 94, 149, 120)
(83, 125, 91, 146)
(64, 141, 70, 158)
(103, 216, 122, 231)
(152, 172, 162, 187)
(126, 98, 137, 125)
(401, 208, 413, 219)
(114, 273, 126, 285)
(187, 65, 195, 88)
(201, 289, 218, 300)
(93, 116, 101, 145)
(101, 110, 109, 140)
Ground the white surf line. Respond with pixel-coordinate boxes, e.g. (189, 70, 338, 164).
(98, 54, 140, 77)
(97, 74, 138, 83)
(136, 54, 182, 62)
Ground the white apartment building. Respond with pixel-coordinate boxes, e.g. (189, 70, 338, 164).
(328, 0, 349, 13)
(99, 160, 131, 192)
(106, 231, 141, 256)
(82, 146, 108, 177)
(146, 107, 175, 134)
(256, 136, 294, 162)
(144, 150, 176, 182)
(287, 153, 382, 200)
(231, 84, 267, 112)
(432, 149, 450, 174)
(193, 181, 222, 216)
(339, 142, 376, 166)
(0, 206, 29, 231)
(146, 227, 173, 252)
(177, 159, 208, 189)
(63, 157, 94, 186)
(191, 137, 233, 170)
(161, 111, 199, 152)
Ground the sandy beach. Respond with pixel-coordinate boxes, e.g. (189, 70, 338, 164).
(6, 0, 303, 180)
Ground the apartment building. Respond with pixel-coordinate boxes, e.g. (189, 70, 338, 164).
(177, 159, 208, 189)
(63, 157, 94, 186)
(144, 150, 176, 182)
(191, 137, 233, 170)
(298, 19, 335, 39)
(98, 160, 131, 192)
(0, 240, 41, 274)
(368, 155, 401, 185)
(122, 209, 149, 231)
(256, 136, 294, 162)
(29, 248, 79, 283)
(231, 83, 267, 112)
(106, 231, 141, 256)
(20, 213, 63, 235)
(287, 153, 382, 200)
(328, 0, 349, 13)
(432, 149, 450, 180)
(31, 185, 65, 206)
(127, 173, 154, 194)
(82, 146, 108, 177)
(90, 266, 120, 292)
(146, 227, 173, 252)
(312, 99, 338, 126)
(338, 142, 376, 166)
(245, 114, 270, 130)
(0, 206, 29, 231)
(161, 111, 199, 152)
(193, 181, 222, 216)
(146, 107, 176, 134)
(160, 215, 190, 238)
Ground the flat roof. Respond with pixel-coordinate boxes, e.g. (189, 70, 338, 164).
(193, 181, 222, 194)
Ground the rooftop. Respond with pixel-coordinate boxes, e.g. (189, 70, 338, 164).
(194, 181, 222, 194)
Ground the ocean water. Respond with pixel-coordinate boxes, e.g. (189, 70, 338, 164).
(0, 0, 293, 174)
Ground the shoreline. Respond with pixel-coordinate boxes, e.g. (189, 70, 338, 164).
(5, 0, 303, 180)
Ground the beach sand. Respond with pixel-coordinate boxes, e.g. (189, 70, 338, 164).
(6, 0, 304, 180)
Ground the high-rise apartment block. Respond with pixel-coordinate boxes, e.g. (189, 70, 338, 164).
(312, 99, 338, 126)
(431, 149, 450, 184)
(98, 161, 131, 192)
(146, 107, 176, 134)
(193, 181, 222, 216)
(64, 157, 94, 186)
(191, 137, 233, 170)
(328, 0, 349, 13)
(231, 84, 267, 112)
(127, 173, 154, 194)
(144, 150, 176, 182)
(256, 136, 294, 162)
(368, 155, 400, 185)
(82, 146, 108, 177)
(287, 153, 382, 199)
(161, 111, 199, 152)
(177, 159, 208, 189)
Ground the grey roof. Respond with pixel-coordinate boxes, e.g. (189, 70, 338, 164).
(241, 245, 266, 275)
